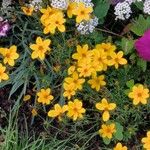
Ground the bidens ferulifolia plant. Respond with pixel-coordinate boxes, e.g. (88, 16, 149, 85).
(1, 0, 150, 149)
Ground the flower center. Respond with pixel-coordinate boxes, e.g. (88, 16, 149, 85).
(137, 92, 142, 97)
(38, 46, 44, 52)
(6, 53, 11, 58)
(80, 10, 85, 15)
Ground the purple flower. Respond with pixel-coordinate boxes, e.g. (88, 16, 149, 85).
(0, 17, 10, 37)
(135, 29, 150, 61)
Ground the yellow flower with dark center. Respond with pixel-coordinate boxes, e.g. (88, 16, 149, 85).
(67, 2, 77, 18)
(128, 84, 149, 105)
(21, 6, 34, 16)
(43, 12, 66, 34)
(73, 2, 93, 23)
(77, 62, 94, 77)
(37, 88, 54, 105)
(99, 123, 116, 139)
(63, 83, 76, 100)
(88, 74, 106, 91)
(30, 37, 51, 60)
(92, 48, 108, 72)
(72, 44, 92, 64)
(96, 98, 116, 121)
(96, 43, 116, 55)
(64, 72, 85, 90)
(114, 143, 127, 150)
(48, 104, 68, 121)
(1, 45, 19, 66)
(108, 51, 127, 69)
(0, 63, 9, 82)
(67, 99, 85, 121)
(141, 131, 150, 150)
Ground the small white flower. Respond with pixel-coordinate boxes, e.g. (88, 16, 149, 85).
(29, 0, 43, 10)
(2, 0, 12, 9)
(114, 1, 132, 20)
(143, 0, 150, 15)
(51, 0, 69, 10)
(70, 0, 94, 7)
(76, 16, 98, 35)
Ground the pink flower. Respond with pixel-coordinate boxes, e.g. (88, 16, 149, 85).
(135, 29, 150, 61)
(0, 17, 10, 37)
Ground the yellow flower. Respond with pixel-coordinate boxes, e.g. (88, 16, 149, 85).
(1, 45, 19, 66)
(30, 37, 51, 60)
(141, 131, 150, 150)
(73, 2, 93, 23)
(77, 62, 94, 77)
(96, 98, 116, 121)
(48, 104, 68, 121)
(99, 123, 116, 139)
(96, 43, 116, 55)
(21, 6, 34, 16)
(72, 44, 92, 63)
(92, 48, 108, 72)
(68, 65, 76, 75)
(31, 108, 38, 117)
(114, 143, 127, 150)
(37, 88, 54, 105)
(67, 99, 86, 121)
(43, 12, 66, 34)
(108, 51, 127, 69)
(63, 83, 76, 100)
(64, 72, 85, 90)
(67, 2, 77, 18)
(0, 63, 9, 82)
(128, 84, 149, 105)
(88, 74, 106, 91)
(23, 95, 31, 102)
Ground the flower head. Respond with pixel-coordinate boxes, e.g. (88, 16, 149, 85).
(0, 63, 9, 82)
(21, 6, 34, 16)
(114, 143, 127, 150)
(30, 37, 51, 60)
(99, 123, 116, 139)
(67, 99, 86, 121)
(88, 74, 106, 91)
(1, 45, 19, 66)
(108, 51, 127, 69)
(63, 83, 76, 99)
(48, 104, 68, 121)
(0, 18, 10, 37)
(37, 88, 54, 105)
(128, 84, 149, 105)
(73, 2, 93, 23)
(64, 72, 85, 90)
(96, 98, 116, 121)
(141, 131, 150, 150)
(135, 29, 150, 61)
(67, 2, 77, 18)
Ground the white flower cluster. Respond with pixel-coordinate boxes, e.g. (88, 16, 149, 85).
(114, 0, 150, 20)
(76, 16, 98, 35)
(114, 1, 132, 20)
(1, 0, 12, 9)
(29, 0, 43, 10)
(70, 0, 94, 7)
(143, 0, 150, 15)
(51, 0, 69, 10)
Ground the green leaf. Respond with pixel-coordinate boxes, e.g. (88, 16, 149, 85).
(114, 122, 124, 141)
(103, 137, 111, 145)
(121, 38, 134, 55)
(130, 15, 150, 36)
(137, 58, 147, 72)
(94, 0, 110, 19)
(126, 79, 134, 88)
(124, 89, 130, 96)
(134, 1, 143, 10)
